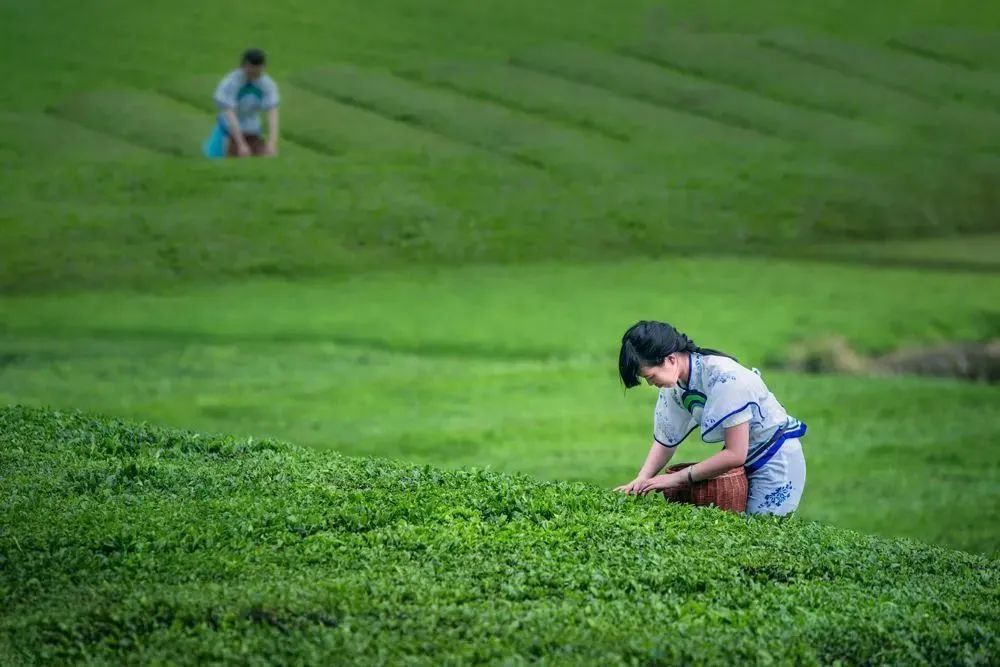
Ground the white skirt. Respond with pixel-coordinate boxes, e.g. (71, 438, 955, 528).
(746, 438, 806, 516)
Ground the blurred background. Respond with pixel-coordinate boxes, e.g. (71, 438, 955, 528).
(1, 0, 998, 553)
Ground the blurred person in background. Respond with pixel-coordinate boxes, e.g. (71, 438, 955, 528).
(203, 48, 280, 158)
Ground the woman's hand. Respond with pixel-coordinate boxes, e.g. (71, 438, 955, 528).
(637, 473, 687, 496)
(614, 476, 651, 495)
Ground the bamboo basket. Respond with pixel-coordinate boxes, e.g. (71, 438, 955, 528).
(662, 463, 748, 513)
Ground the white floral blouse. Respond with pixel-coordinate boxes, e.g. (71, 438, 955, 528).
(652, 352, 799, 456)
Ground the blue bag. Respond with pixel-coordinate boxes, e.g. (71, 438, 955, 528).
(202, 120, 227, 158)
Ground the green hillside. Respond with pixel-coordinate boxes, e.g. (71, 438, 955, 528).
(3, 2, 1000, 293)
(2, 407, 997, 665)
(1, 6, 999, 660)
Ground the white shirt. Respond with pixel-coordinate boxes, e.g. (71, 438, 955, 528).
(214, 69, 280, 135)
(653, 353, 798, 457)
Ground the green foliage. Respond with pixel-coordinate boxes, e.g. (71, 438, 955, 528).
(1, 406, 997, 664)
(0, 112, 146, 164)
(626, 33, 1000, 150)
(890, 27, 1000, 70)
(49, 90, 216, 158)
(758, 29, 1000, 109)
(292, 64, 631, 175)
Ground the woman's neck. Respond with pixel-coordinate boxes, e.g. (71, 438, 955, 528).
(679, 351, 692, 386)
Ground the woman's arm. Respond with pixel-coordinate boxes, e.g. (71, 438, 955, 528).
(639, 440, 676, 478)
(637, 422, 748, 494)
(688, 421, 749, 483)
(614, 440, 676, 494)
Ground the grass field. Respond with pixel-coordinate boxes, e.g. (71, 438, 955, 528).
(1, 0, 999, 662)
(3, 259, 999, 552)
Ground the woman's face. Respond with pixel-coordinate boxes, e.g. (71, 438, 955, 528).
(639, 354, 682, 388)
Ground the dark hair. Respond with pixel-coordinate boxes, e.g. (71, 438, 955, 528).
(618, 320, 733, 388)
(241, 48, 267, 66)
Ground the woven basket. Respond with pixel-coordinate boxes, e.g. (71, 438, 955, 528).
(662, 463, 748, 513)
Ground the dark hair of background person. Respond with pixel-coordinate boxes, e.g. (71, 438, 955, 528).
(242, 48, 267, 66)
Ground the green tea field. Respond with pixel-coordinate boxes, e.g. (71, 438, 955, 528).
(1, 0, 998, 663)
